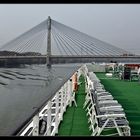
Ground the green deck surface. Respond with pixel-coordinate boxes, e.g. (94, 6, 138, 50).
(95, 72, 140, 136)
(57, 75, 91, 136)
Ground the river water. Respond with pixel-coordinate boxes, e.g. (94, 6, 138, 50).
(0, 63, 81, 136)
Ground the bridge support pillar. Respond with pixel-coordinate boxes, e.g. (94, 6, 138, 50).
(46, 16, 51, 67)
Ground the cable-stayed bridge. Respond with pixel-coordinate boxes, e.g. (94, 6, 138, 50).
(0, 16, 139, 66)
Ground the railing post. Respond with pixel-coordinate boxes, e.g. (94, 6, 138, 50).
(65, 81, 69, 106)
(63, 84, 67, 112)
(60, 89, 64, 120)
(32, 113, 39, 136)
(67, 79, 71, 106)
(47, 100, 52, 135)
(68, 79, 72, 107)
(55, 92, 59, 134)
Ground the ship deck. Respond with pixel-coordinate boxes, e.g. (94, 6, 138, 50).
(95, 72, 140, 136)
(57, 71, 140, 136)
(57, 75, 91, 136)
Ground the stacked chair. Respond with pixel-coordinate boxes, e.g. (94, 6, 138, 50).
(83, 70, 131, 136)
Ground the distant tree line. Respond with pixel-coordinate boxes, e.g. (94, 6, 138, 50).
(0, 51, 42, 56)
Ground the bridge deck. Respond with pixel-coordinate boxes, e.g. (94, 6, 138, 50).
(1, 55, 140, 67)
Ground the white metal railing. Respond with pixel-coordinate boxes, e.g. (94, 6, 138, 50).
(20, 80, 72, 136)
(19, 65, 86, 136)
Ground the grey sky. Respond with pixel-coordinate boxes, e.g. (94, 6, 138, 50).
(0, 4, 140, 54)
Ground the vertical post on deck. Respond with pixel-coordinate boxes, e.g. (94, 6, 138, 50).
(46, 16, 51, 67)
(67, 80, 71, 105)
(55, 92, 59, 134)
(47, 100, 52, 135)
(60, 90, 64, 121)
(65, 82, 69, 106)
(69, 79, 73, 107)
(63, 84, 66, 112)
(32, 113, 39, 136)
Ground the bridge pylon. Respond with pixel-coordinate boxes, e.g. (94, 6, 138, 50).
(46, 16, 51, 67)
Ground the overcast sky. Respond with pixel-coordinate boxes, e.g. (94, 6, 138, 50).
(0, 4, 140, 54)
